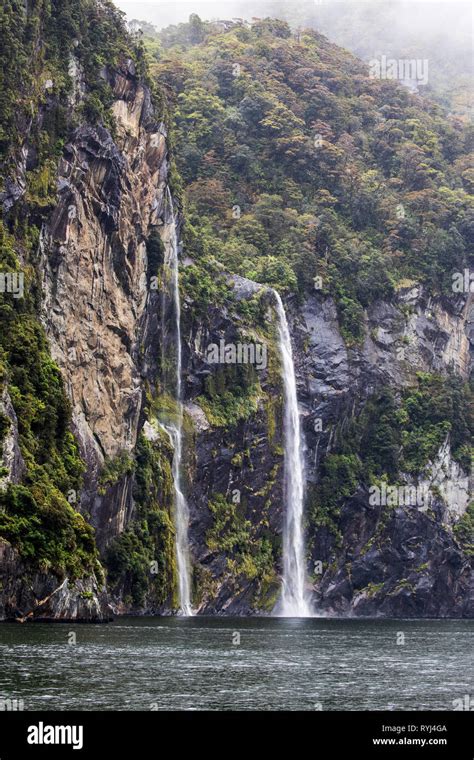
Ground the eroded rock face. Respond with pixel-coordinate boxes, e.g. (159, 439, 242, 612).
(0, 389, 25, 488)
(312, 490, 472, 618)
(285, 287, 473, 618)
(0, 541, 109, 622)
(40, 61, 169, 549)
(297, 288, 472, 461)
(176, 283, 472, 617)
(181, 285, 284, 614)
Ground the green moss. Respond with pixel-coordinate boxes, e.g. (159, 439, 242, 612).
(191, 563, 218, 608)
(254, 575, 281, 611)
(98, 450, 134, 495)
(197, 363, 262, 428)
(453, 502, 474, 557)
(0, 412, 11, 445)
(105, 431, 178, 608)
(0, 221, 99, 580)
(390, 578, 415, 594)
(231, 452, 243, 467)
(207, 494, 252, 554)
(414, 562, 429, 573)
(265, 395, 279, 450)
(362, 581, 385, 598)
(204, 492, 277, 607)
(25, 159, 58, 209)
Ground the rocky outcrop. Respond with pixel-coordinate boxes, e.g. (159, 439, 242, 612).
(287, 286, 473, 617)
(0, 389, 25, 487)
(312, 487, 472, 618)
(181, 281, 283, 614)
(0, 541, 109, 622)
(40, 59, 169, 551)
(175, 281, 472, 617)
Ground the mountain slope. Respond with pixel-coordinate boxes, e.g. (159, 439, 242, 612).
(0, 7, 472, 619)
(150, 17, 473, 616)
(0, 0, 175, 619)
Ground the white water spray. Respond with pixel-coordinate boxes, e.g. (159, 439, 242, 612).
(273, 292, 311, 617)
(161, 188, 192, 616)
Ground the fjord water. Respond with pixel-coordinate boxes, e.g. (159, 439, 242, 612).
(0, 617, 472, 710)
(160, 189, 192, 616)
(273, 292, 311, 617)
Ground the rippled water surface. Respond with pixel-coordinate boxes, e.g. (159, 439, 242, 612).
(0, 617, 472, 710)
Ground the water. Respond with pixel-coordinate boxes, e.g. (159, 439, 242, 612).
(273, 292, 311, 617)
(160, 423, 192, 616)
(0, 617, 471, 710)
(160, 188, 192, 616)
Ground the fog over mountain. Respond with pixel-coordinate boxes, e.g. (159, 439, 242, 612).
(114, 0, 472, 118)
(114, 0, 472, 38)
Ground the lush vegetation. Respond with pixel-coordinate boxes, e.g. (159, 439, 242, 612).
(206, 492, 278, 607)
(147, 17, 472, 344)
(105, 432, 177, 608)
(0, 0, 145, 581)
(454, 502, 474, 557)
(0, 222, 100, 578)
(285, 0, 474, 122)
(308, 374, 473, 537)
(198, 363, 262, 427)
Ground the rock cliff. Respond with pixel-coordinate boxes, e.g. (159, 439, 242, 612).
(0, 4, 472, 620)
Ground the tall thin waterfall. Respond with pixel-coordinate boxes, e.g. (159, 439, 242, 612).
(161, 188, 193, 616)
(273, 292, 311, 617)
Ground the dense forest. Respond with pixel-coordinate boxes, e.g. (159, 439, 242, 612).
(139, 17, 473, 342)
(149, 16, 474, 576)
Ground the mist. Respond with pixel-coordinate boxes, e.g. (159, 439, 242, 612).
(113, 0, 473, 42)
(113, 0, 472, 119)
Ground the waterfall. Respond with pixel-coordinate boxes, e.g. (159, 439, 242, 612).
(160, 187, 193, 616)
(273, 292, 311, 617)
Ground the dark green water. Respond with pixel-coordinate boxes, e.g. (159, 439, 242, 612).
(0, 617, 472, 711)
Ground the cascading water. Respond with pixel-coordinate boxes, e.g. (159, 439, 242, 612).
(273, 292, 311, 617)
(160, 187, 193, 616)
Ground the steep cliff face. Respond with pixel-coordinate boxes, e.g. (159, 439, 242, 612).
(182, 279, 284, 613)
(293, 288, 473, 617)
(1, 6, 472, 620)
(177, 282, 472, 618)
(0, 540, 109, 622)
(40, 58, 169, 549)
(0, 0, 174, 620)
